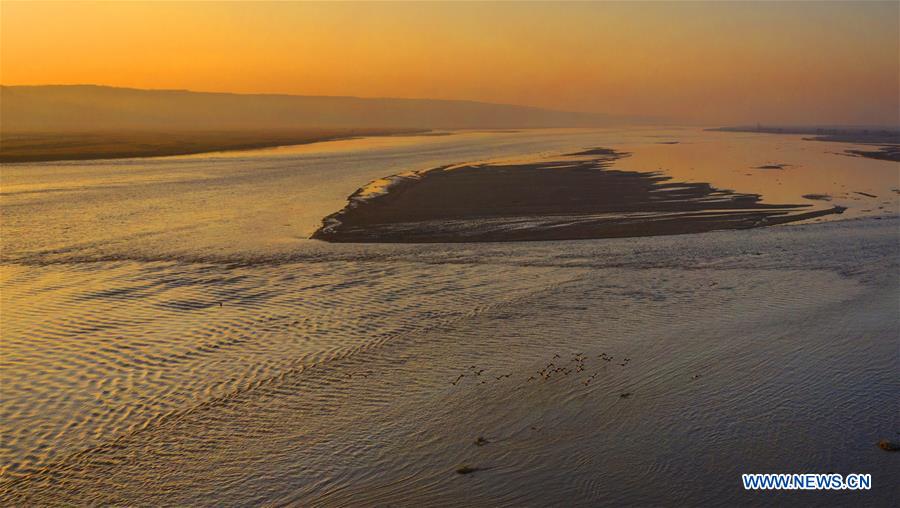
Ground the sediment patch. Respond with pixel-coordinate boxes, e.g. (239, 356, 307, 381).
(312, 148, 845, 243)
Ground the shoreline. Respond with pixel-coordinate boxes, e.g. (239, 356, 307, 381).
(313, 148, 846, 243)
(0, 128, 428, 163)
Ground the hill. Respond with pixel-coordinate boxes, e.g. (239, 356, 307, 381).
(1, 85, 619, 132)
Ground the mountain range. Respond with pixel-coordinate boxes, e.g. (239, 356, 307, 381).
(0, 85, 633, 132)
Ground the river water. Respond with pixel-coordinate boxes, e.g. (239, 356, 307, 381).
(1, 128, 897, 505)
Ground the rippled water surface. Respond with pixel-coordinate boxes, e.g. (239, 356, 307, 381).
(1, 128, 898, 505)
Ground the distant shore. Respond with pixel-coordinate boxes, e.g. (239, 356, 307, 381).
(313, 148, 845, 243)
(709, 125, 900, 162)
(0, 128, 427, 163)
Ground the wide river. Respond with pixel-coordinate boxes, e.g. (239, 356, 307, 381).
(1, 128, 898, 505)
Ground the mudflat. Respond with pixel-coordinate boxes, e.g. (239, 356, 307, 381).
(0, 128, 423, 163)
(313, 148, 845, 243)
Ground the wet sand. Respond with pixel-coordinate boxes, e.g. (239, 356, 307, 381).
(0, 128, 423, 163)
(313, 149, 845, 243)
(844, 145, 900, 162)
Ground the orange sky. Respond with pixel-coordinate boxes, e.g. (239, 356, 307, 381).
(2, 1, 897, 125)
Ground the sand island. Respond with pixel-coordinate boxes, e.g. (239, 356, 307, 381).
(313, 147, 845, 243)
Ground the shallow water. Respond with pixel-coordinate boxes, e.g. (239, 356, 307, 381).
(2, 127, 896, 264)
(1, 128, 898, 505)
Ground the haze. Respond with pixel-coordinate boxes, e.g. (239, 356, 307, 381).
(1, 1, 898, 126)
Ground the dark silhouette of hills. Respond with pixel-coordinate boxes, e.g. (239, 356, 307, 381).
(1, 85, 626, 132)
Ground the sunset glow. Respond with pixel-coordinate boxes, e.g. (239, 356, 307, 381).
(3, 2, 900, 505)
(2, 1, 897, 124)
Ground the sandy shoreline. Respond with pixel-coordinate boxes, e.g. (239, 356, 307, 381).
(0, 128, 425, 163)
(313, 148, 845, 243)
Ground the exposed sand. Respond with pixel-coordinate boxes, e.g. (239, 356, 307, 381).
(844, 145, 900, 162)
(0, 128, 423, 163)
(313, 148, 845, 243)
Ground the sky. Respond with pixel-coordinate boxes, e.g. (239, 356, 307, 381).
(1, 1, 898, 125)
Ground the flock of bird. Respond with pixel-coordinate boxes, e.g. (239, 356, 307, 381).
(451, 365, 514, 386)
(448, 352, 710, 475)
(451, 351, 635, 391)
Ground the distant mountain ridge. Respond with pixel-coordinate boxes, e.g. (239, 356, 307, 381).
(1, 85, 626, 132)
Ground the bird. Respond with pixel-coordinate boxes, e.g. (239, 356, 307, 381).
(452, 374, 465, 385)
